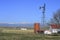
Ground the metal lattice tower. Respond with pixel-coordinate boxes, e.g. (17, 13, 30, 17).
(39, 3, 46, 27)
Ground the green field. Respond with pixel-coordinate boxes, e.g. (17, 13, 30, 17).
(0, 28, 60, 40)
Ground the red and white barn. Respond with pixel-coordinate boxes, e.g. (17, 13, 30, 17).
(50, 24, 60, 33)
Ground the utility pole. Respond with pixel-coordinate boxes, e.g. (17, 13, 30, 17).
(39, 3, 46, 27)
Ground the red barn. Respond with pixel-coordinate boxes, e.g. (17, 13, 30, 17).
(51, 24, 60, 29)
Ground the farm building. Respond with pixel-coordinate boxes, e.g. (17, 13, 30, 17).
(44, 24, 60, 34)
(20, 28, 27, 30)
(50, 24, 60, 34)
(34, 23, 40, 33)
(34, 23, 44, 34)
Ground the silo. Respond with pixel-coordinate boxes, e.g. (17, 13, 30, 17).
(34, 23, 40, 33)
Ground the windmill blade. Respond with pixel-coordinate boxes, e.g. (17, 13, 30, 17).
(44, 3, 46, 11)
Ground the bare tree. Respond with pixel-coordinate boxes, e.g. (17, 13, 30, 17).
(51, 9, 60, 24)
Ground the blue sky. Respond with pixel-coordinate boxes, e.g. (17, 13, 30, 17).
(0, 0, 60, 24)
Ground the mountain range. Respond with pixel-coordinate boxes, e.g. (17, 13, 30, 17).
(0, 23, 34, 28)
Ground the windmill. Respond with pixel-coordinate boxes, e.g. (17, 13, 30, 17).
(39, 3, 46, 27)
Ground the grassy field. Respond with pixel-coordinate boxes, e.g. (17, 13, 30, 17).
(0, 28, 60, 40)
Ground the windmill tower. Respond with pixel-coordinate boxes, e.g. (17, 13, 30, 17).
(39, 3, 46, 27)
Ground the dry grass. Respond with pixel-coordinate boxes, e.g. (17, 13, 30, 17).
(0, 28, 60, 40)
(2, 29, 34, 34)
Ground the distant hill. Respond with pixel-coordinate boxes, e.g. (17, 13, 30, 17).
(0, 23, 49, 29)
(0, 23, 34, 28)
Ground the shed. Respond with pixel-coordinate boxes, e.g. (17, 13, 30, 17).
(34, 23, 40, 33)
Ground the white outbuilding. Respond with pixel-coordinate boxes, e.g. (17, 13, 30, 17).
(21, 28, 27, 30)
